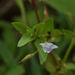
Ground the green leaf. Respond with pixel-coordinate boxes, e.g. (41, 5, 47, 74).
(12, 22, 31, 34)
(33, 18, 54, 37)
(16, 0, 26, 24)
(30, 57, 42, 75)
(52, 29, 63, 43)
(51, 29, 72, 43)
(66, 63, 75, 70)
(6, 66, 24, 75)
(0, 21, 16, 54)
(46, 0, 75, 16)
(62, 29, 72, 39)
(46, 53, 61, 73)
(35, 40, 48, 64)
(0, 41, 16, 67)
(20, 51, 37, 63)
(18, 33, 34, 47)
(55, 38, 71, 57)
(45, 56, 56, 73)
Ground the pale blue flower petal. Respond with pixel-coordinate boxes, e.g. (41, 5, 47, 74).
(51, 45, 58, 49)
(40, 43, 50, 48)
(43, 48, 47, 52)
(46, 48, 53, 53)
(40, 43, 58, 53)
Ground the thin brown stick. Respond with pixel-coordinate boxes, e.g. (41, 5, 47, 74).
(32, 0, 40, 23)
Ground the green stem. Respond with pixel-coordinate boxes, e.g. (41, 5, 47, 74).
(16, 0, 27, 24)
(62, 39, 74, 63)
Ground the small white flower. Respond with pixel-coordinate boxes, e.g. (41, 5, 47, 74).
(40, 43, 58, 53)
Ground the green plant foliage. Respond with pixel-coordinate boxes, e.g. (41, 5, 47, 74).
(72, 29, 75, 44)
(65, 71, 74, 75)
(12, 22, 35, 47)
(35, 40, 48, 64)
(55, 13, 74, 30)
(30, 57, 42, 75)
(20, 51, 37, 63)
(0, 21, 24, 75)
(0, 21, 16, 54)
(62, 38, 74, 63)
(0, 41, 16, 67)
(0, 65, 7, 75)
(12, 22, 31, 35)
(46, 56, 56, 73)
(0, 0, 75, 75)
(6, 66, 24, 75)
(18, 33, 34, 47)
(33, 18, 54, 37)
(16, 18, 54, 64)
(62, 29, 73, 39)
(46, 0, 75, 16)
(55, 38, 71, 57)
(51, 29, 63, 43)
(16, 0, 26, 24)
(26, 9, 38, 27)
(66, 63, 75, 70)
(26, 3, 44, 27)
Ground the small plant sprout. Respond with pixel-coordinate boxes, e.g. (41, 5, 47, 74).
(40, 43, 58, 53)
